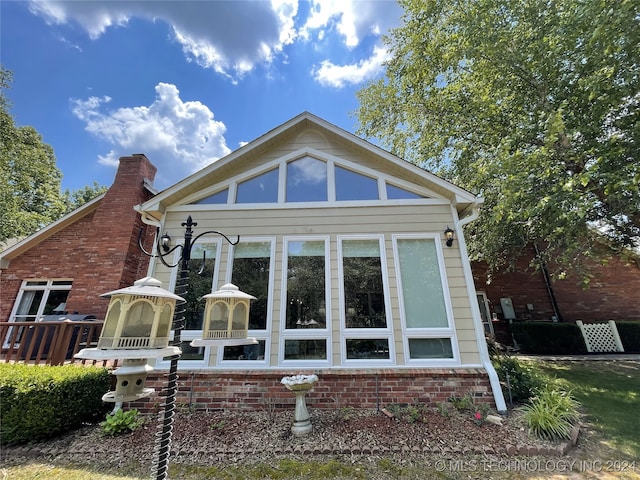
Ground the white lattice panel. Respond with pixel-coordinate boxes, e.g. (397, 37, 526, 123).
(576, 321, 624, 353)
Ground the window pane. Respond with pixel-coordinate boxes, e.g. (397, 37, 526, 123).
(284, 339, 327, 360)
(408, 338, 453, 359)
(231, 242, 271, 330)
(335, 166, 378, 201)
(182, 243, 217, 330)
(286, 241, 326, 329)
(386, 184, 424, 199)
(346, 338, 389, 359)
(43, 290, 70, 315)
(16, 290, 44, 319)
(342, 240, 386, 328)
(193, 189, 228, 205)
(397, 239, 448, 328)
(223, 340, 266, 360)
(286, 157, 327, 202)
(236, 169, 279, 203)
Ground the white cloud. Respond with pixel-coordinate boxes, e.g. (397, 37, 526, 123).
(70, 83, 231, 189)
(312, 45, 390, 88)
(28, 0, 298, 80)
(300, 0, 400, 48)
(28, 0, 400, 87)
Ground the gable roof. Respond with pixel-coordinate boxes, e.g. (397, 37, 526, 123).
(137, 112, 481, 219)
(0, 194, 104, 268)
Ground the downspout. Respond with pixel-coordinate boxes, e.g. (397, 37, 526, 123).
(456, 197, 507, 413)
(136, 208, 163, 278)
(533, 243, 562, 322)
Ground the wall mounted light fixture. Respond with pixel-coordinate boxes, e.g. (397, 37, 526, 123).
(160, 233, 171, 252)
(444, 226, 455, 247)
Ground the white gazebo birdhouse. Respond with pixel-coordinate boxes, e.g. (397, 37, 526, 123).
(191, 283, 257, 347)
(97, 276, 184, 350)
(75, 276, 184, 409)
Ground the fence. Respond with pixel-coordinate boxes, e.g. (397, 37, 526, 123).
(0, 320, 107, 366)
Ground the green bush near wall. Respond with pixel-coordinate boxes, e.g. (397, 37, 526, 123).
(0, 363, 111, 445)
(511, 322, 588, 355)
(617, 322, 640, 353)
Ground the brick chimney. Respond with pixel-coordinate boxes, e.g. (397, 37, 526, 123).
(66, 154, 158, 317)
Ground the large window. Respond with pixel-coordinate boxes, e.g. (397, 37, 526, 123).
(220, 240, 274, 364)
(10, 280, 73, 322)
(395, 236, 456, 362)
(339, 237, 393, 363)
(280, 238, 330, 364)
(341, 239, 387, 329)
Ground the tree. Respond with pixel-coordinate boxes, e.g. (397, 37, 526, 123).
(63, 181, 108, 214)
(1, 67, 107, 244)
(0, 67, 65, 243)
(355, 0, 640, 278)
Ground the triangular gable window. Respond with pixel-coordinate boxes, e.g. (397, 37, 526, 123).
(194, 188, 229, 205)
(335, 166, 378, 201)
(236, 168, 279, 203)
(386, 184, 426, 200)
(286, 157, 328, 202)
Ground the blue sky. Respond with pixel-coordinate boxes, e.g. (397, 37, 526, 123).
(1, 0, 402, 191)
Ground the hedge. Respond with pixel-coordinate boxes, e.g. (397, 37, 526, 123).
(617, 322, 640, 353)
(511, 322, 588, 355)
(511, 321, 640, 355)
(0, 363, 111, 445)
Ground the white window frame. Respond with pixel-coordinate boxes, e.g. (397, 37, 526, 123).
(338, 235, 395, 366)
(4, 279, 73, 348)
(278, 236, 332, 367)
(8, 279, 73, 323)
(217, 237, 276, 368)
(392, 234, 460, 366)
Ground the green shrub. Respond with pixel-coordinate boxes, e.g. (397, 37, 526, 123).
(511, 322, 587, 354)
(617, 322, 640, 353)
(100, 408, 144, 436)
(492, 354, 545, 403)
(520, 385, 580, 441)
(0, 363, 111, 445)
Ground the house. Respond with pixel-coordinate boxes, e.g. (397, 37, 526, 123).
(1, 113, 507, 412)
(472, 247, 640, 346)
(0, 154, 157, 324)
(133, 112, 506, 412)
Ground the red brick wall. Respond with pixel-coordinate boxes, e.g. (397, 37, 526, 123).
(0, 154, 157, 322)
(130, 369, 494, 413)
(472, 248, 640, 324)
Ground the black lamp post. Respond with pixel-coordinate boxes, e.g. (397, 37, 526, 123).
(138, 215, 239, 480)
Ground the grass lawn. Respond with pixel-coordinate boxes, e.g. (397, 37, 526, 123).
(534, 359, 640, 459)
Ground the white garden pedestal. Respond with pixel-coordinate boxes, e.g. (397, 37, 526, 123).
(281, 374, 318, 436)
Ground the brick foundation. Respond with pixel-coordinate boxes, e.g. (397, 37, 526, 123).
(129, 368, 495, 413)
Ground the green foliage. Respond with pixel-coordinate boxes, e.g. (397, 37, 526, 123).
(100, 409, 144, 436)
(448, 394, 475, 412)
(356, 0, 640, 276)
(617, 322, 640, 353)
(386, 403, 426, 423)
(0, 363, 111, 445)
(62, 181, 108, 215)
(511, 322, 588, 354)
(520, 384, 580, 441)
(0, 65, 109, 243)
(491, 354, 544, 402)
